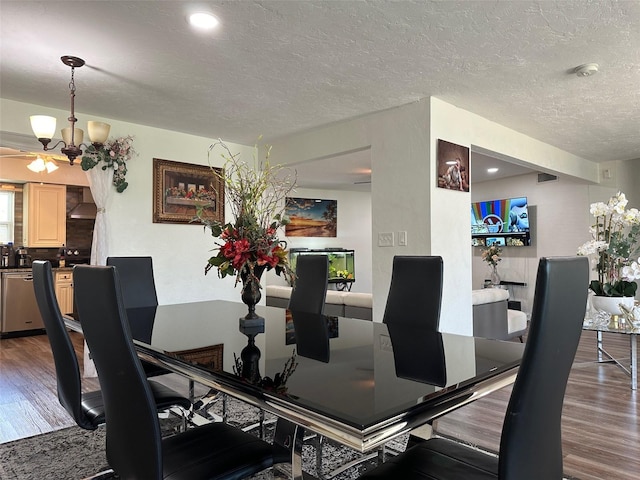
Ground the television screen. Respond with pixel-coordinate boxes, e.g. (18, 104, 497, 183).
(471, 196, 530, 247)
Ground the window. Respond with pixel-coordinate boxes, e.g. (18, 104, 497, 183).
(0, 190, 15, 244)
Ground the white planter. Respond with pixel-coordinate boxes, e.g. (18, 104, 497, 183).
(591, 295, 635, 315)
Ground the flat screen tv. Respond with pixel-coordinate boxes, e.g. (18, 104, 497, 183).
(471, 196, 530, 247)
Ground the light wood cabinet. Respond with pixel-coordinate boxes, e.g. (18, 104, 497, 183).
(54, 271, 74, 315)
(23, 183, 66, 247)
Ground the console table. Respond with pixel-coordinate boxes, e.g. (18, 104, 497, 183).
(582, 316, 638, 390)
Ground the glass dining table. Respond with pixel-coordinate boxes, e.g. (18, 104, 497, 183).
(65, 300, 525, 479)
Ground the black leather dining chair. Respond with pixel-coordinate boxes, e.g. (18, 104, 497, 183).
(73, 264, 289, 480)
(383, 256, 444, 329)
(106, 256, 158, 309)
(31, 260, 192, 431)
(288, 254, 329, 314)
(106, 256, 214, 410)
(106, 256, 173, 379)
(359, 256, 589, 480)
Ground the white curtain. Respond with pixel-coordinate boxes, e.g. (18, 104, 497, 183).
(86, 166, 113, 266)
(82, 166, 114, 377)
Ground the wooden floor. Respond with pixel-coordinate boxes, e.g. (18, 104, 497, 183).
(0, 330, 638, 479)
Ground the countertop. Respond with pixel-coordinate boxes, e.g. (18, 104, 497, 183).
(0, 267, 74, 273)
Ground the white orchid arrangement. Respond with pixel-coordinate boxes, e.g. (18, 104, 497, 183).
(577, 192, 640, 297)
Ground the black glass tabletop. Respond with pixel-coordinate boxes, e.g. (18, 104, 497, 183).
(125, 300, 524, 432)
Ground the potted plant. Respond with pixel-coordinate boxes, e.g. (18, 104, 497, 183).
(577, 191, 640, 314)
(481, 244, 502, 286)
(197, 140, 296, 319)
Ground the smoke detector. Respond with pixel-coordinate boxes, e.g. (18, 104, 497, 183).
(574, 63, 599, 77)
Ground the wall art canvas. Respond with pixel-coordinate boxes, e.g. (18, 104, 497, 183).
(285, 197, 337, 237)
(152, 158, 224, 224)
(436, 139, 470, 192)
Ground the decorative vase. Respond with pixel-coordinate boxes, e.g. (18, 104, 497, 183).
(240, 263, 267, 320)
(591, 295, 635, 316)
(490, 264, 501, 286)
(240, 332, 262, 384)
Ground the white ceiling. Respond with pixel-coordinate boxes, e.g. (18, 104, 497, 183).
(1, 1, 639, 189)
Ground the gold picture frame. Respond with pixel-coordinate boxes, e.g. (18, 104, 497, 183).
(152, 158, 224, 224)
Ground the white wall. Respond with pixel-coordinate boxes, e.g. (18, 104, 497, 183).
(270, 97, 600, 334)
(471, 161, 640, 316)
(1, 98, 253, 304)
(3, 96, 611, 327)
(266, 187, 372, 293)
(471, 173, 591, 314)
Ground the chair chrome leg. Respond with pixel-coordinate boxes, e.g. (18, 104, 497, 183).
(259, 408, 266, 439)
(81, 469, 115, 480)
(313, 434, 325, 479)
(188, 379, 195, 402)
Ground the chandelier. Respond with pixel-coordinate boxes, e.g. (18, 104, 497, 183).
(30, 56, 110, 166)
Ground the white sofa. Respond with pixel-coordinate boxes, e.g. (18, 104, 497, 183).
(265, 285, 373, 320)
(267, 285, 526, 336)
(472, 288, 527, 341)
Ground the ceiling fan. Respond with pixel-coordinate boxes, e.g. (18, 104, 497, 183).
(0, 147, 66, 173)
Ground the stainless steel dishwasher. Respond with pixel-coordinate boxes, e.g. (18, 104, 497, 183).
(1, 271, 45, 336)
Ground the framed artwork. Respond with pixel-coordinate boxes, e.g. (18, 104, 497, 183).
(168, 344, 223, 372)
(436, 139, 470, 192)
(152, 158, 224, 224)
(285, 197, 337, 237)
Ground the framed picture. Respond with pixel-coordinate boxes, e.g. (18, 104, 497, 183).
(436, 139, 470, 192)
(153, 158, 224, 224)
(285, 197, 337, 237)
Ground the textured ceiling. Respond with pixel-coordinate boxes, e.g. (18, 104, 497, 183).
(1, 0, 639, 171)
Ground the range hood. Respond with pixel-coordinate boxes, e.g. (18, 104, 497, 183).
(69, 188, 97, 219)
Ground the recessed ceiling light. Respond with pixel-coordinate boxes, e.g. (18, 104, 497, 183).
(188, 12, 219, 30)
(487, 167, 499, 173)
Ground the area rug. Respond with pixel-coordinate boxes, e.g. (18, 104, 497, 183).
(0, 392, 581, 480)
(0, 397, 398, 480)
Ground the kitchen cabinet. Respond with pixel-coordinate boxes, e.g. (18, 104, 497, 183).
(23, 183, 66, 247)
(54, 271, 74, 315)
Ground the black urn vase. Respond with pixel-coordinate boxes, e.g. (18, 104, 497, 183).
(240, 263, 267, 320)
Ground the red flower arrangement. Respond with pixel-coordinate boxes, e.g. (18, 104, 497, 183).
(198, 140, 296, 289)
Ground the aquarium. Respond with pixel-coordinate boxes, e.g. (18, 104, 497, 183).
(289, 248, 355, 287)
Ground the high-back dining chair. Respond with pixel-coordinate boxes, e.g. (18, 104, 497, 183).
(73, 264, 289, 479)
(32, 261, 191, 431)
(106, 255, 173, 379)
(383, 256, 444, 329)
(359, 256, 589, 480)
(106, 256, 158, 309)
(288, 254, 329, 314)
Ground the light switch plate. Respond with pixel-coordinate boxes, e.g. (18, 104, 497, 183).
(398, 231, 407, 246)
(378, 232, 394, 247)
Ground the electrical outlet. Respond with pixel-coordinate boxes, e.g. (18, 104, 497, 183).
(398, 231, 407, 246)
(378, 232, 394, 247)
